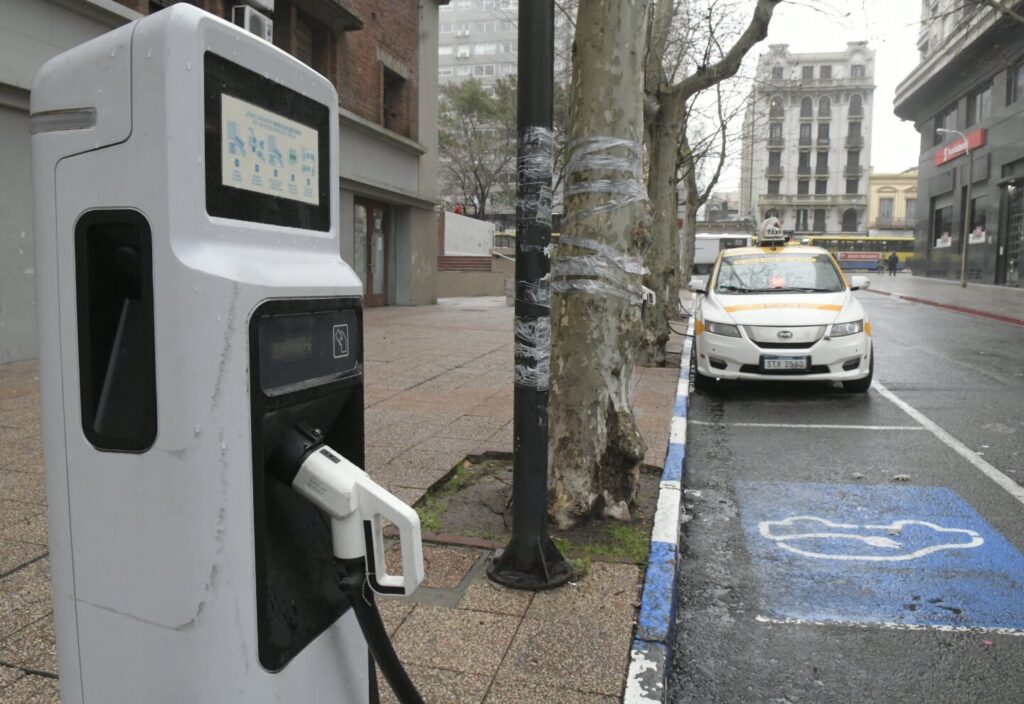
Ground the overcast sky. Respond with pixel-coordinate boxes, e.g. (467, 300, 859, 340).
(720, 0, 924, 189)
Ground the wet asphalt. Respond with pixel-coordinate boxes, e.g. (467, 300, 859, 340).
(667, 293, 1024, 704)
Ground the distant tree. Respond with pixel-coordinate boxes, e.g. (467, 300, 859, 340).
(438, 79, 517, 218)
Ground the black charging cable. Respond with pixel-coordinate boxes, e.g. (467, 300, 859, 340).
(337, 558, 424, 704)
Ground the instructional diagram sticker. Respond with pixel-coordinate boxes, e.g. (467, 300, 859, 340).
(737, 481, 1024, 632)
(221, 94, 319, 205)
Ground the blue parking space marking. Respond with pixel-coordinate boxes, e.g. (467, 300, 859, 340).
(736, 481, 1024, 633)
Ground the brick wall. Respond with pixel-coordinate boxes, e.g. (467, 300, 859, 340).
(111, 0, 420, 141)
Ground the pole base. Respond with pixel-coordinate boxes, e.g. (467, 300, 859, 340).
(487, 536, 574, 590)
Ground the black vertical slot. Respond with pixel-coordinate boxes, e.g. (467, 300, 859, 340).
(75, 210, 157, 452)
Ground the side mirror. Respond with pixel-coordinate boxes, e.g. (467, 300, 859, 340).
(850, 275, 870, 291)
(687, 277, 707, 294)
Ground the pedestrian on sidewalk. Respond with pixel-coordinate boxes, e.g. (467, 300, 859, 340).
(886, 251, 899, 276)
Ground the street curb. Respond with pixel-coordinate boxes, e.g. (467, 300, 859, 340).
(865, 288, 1024, 328)
(623, 318, 693, 703)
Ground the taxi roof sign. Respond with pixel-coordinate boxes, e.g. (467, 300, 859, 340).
(757, 217, 787, 246)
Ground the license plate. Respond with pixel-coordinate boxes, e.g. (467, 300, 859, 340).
(763, 355, 808, 371)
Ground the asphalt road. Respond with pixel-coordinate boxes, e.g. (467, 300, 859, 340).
(668, 293, 1024, 704)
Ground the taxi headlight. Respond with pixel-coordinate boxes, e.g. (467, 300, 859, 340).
(830, 320, 864, 337)
(705, 320, 741, 338)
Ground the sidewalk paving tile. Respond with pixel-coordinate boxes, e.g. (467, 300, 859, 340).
(0, 674, 59, 703)
(0, 513, 49, 548)
(495, 613, 631, 696)
(484, 678, 618, 704)
(0, 542, 47, 577)
(0, 665, 24, 690)
(0, 502, 45, 532)
(386, 545, 480, 590)
(0, 435, 43, 474)
(525, 562, 641, 625)
(0, 472, 47, 506)
(390, 605, 519, 677)
(0, 560, 52, 640)
(378, 665, 490, 704)
(375, 599, 415, 638)
(0, 615, 57, 674)
(457, 578, 533, 617)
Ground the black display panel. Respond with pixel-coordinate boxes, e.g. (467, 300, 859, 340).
(258, 309, 362, 396)
(249, 297, 364, 672)
(204, 52, 331, 230)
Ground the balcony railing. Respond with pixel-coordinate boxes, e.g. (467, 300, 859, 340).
(768, 136, 784, 147)
(846, 135, 864, 148)
(817, 136, 830, 146)
(766, 165, 784, 178)
(872, 217, 917, 229)
(815, 164, 829, 175)
(799, 135, 812, 146)
(848, 108, 863, 118)
(798, 164, 812, 177)
(845, 165, 863, 177)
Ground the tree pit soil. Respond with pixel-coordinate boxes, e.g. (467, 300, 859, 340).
(413, 453, 662, 566)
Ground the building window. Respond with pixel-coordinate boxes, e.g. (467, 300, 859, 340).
(439, 66, 454, 77)
(847, 149, 860, 168)
(816, 179, 828, 195)
(382, 66, 408, 135)
(772, 65, 784, 80)
(851, 64, 865, 78)
(457, 0, 471, 8)
(456, 45, 471, 58)
(966, 82, 991, 126)
(439, 46, 453, 56)
(799, 123, 812, 145)
(475, 0, 497, 9)
(816, 150, 829, 172)
(796, 209, 810, 231)
(500, 0, 518, 8)
(769, 122, 783, 145)
(798, 180, 810, 195)
(768, 150, 782, 170)
(933, 204, 953, 247)
(472, 64, 496, 77)
(475, 43, 497, 55)
(933, 104, 955, 145)
(814, 209, 826, 230)
(1008, 61, 1024, 105)
(474, 21, 497, 32)
(819, 96, 831, 118)
(878, 198, 894, 223)
(969, 197, 987, 240)
(769, 96, 784, 117)
(499, 40, 514, 54)
(798, 150, 811, 169)
(802, 65, 814, 80)
(906, 198, 917, 222)
(817, 122, 830, 145)
(800, 96, 814, 118)
(820, 65, 832, 79)
(767, 179, 781, 195)
(440, 22, 453, 33)
(500, 62, 517, 76)
(842, 209, 858, 231)
(501, 20, 515, 31)
(456, 65, 471, 76)
(846, 178, 859, 194)
(849, 94, 863, 117)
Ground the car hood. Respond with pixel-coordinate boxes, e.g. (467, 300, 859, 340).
(706, 291, 855, 326)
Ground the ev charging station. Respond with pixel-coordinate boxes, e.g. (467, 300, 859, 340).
(31, 5, 423, 702)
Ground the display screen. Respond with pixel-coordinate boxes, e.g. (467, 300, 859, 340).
(220, 95, 320, 206)
(204, 52, 330, 230)
(257, 309, 361, 396)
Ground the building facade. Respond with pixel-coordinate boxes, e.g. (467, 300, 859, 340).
(868, 170, 918, 237)
(0, 0, 442, 363)
(894, 2, 1024, 285)
(437, 0, 518, 93)
(740, 42, 876, 235)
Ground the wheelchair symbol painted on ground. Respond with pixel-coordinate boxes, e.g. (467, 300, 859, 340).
(759, 515, 984, 562)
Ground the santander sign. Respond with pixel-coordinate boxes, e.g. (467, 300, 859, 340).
(935, 128, 986, 166)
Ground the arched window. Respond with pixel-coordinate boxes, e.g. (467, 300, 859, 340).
(842, 208, 858, 232)
(769, 96, 784, 118)
(819, 96, 831, 118)
(849, 94, 863, 117)
(764, 209, 780, 220)
(800, 97, 813, 118)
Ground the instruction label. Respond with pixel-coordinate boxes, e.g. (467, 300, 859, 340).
(221, 94, 319, 205)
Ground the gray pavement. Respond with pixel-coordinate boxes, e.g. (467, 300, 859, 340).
(866, 272, 1024, 323)
(0, 296, 679, 703)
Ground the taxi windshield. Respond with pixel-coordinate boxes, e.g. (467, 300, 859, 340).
(714, 252, 844, 294)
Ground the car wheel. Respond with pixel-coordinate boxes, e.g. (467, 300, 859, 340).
(842, 352, 873, 393)
(693, 368, 716, 392)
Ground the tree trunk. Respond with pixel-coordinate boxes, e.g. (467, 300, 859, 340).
(640, 93, 684, 366)
(548, 0, 651, 528)
(680, 151, 699, 283)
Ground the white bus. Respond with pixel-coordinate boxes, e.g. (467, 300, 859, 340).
(692, 233, 753, 274)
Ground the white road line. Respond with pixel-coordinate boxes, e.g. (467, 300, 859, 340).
(755, 615, 1024, 637)
(688, 420, 923, 431)
(874, 380, 1024, 506)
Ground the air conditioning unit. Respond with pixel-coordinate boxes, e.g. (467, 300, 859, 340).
(232, 5, 274, 43)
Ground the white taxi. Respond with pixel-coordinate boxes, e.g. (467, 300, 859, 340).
(689, 240, 873, 392)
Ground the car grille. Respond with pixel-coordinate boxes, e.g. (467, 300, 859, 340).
(744, 325, 825, 350)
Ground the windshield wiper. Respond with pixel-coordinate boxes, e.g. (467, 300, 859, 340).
(764, 286, 837, 293)
(716, 285, 758, 294)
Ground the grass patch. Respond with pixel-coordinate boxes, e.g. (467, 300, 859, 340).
(416, 493, 444, 533)
(553, 522, 651, 565)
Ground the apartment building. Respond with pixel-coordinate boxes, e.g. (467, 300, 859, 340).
(867, 170, 918, 237)
(740, 42, 876, 235)
(894, 1, 1024, 285)
(437, 0, 518, 93)
(0, 0, 441, 363)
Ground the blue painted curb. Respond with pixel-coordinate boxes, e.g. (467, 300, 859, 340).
(624, 319, 693, 703)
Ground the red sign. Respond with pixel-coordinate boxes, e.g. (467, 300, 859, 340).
(837, 252, 881, 261)
(934, 128, 986, 166)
